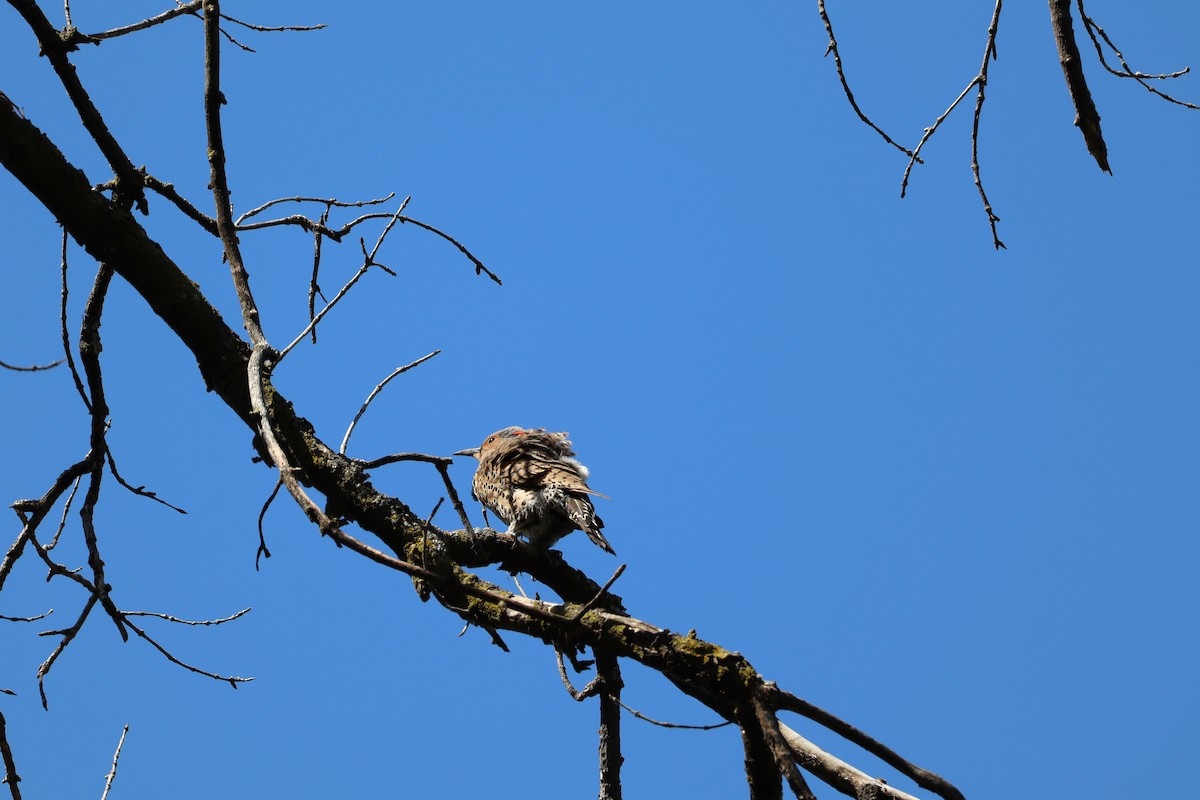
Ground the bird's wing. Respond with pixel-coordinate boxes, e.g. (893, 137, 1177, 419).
(508, 458, 608, 497)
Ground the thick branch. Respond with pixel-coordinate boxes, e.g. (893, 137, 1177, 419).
(1049, 0, 1110, 172)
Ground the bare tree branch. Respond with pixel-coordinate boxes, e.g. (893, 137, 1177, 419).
(1075, 1, 1199, 110)
(0, 358, 62, 372)
(6, 0, 146, 211)
(98, 724, 128, 800)
(1049, 0, 1111, 173)
(0, 711, 22, 800)
(597, 651, 624, 800)
(339, 350, 441, 455)
(123, 608, 250, 626)
(277, 199, 411, 361)
(816, 0, 919, 160)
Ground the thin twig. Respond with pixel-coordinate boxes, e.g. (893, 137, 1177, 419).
(359, 452, 452, 470)
(307, 206, 330, 344)
(143, 174, 220, 236)
(434, 461, 474, 535)
(339, 350, 441, 454)
(122, 607, 250, 626)
(1076, 0, 1199, 109)
(0, 711, 22, 800)
(58, 230, 89, 411)
(88, 1, 201, 40)
(569, 563, 627, 622)
(256, 478, 281, 569)
(217, 14, 325, 34)
(900, 80, 978, 199)
(615, 698, 733, 731)
(122, 616, 252, 689)
(276, 200, 411, 361)
(104, 450, 187, 513)
(395, 215, 503, 285)
(972, 1, 1006, 250)
(0, 610, 52, 623)
(556, 649, 603, 701)
(236, 192, 395, 224)
(99, 724, 129, 800)
(204, 0, 268, 347)
(46, 476, 83, 550)
(817, 0, 920, 161)
(0, 358, 63, 372)
(37, 592, 98, 709)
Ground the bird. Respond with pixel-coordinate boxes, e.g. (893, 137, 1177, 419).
(453, 426, 614, 555)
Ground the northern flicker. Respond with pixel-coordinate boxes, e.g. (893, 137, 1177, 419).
(453, 426, 615, 555)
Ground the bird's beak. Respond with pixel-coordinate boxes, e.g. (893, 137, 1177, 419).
(453, 448, 480, 458)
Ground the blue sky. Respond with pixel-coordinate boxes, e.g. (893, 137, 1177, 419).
(1, 2, 1198, 798)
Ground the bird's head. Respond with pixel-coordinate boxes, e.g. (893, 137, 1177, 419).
(453, 426, 529, 460)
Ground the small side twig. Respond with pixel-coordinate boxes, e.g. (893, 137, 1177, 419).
(122, 607, 250, 626)
(569, 563, 626, 622)
(0, 358, 63, 372)
(58, 231, 89, 411)
(0, 711, 22, 800)
(0, 610, 52, 623)
(1076, 0, 1199, 109)
(615, 698, 733, 731)
(235, 192, 396, 224)
(99, 724, 129, 800)
(556, 648, 603, 701)
(817, 0, 919, 161)
(143, 174, 220, 236)
(899, 0, 1006, 249)
(971, 0, 1006, 250)
(46, 475, 83, 550)
(338, 349, 441, 455)
(434, 460, 474, 535)
(360, 452, 452, 469)
(122, 616, 253, 689)
(307, 205, 331, 344)
(104, 450, 187, 514)
(87, 1, 201, 40)
(256, 478, 282, 569)
(37, 592, 99, 709)
(276, 199, 411, 361)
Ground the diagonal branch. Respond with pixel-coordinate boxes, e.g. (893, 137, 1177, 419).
(0, 711, 21, 800)
(98, 724, 128, 800)
(203, 0, 266, 346)
(1049, 0, 1111, 172)
(1075, 1, 1199, 110)
(816, 0, 919, 160)
(7, 0, 146, 211)
(769, 686, 967, 800)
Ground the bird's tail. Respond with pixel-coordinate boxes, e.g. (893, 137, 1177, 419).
(585, 517, 616, 555)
